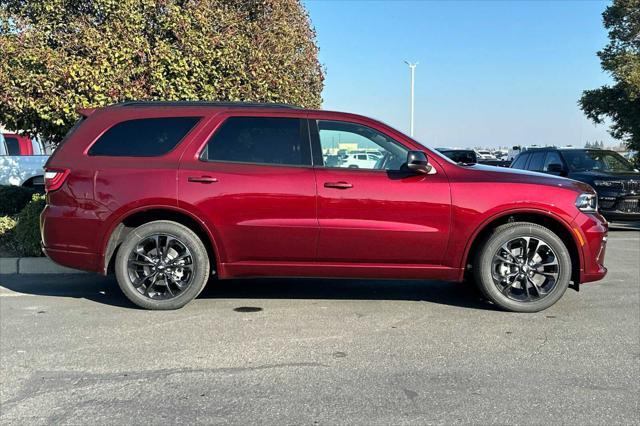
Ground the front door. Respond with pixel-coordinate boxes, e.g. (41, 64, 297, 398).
(178, 113, 318, 264)
(311, 118, 451, 265)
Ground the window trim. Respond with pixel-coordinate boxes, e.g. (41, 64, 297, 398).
(198, 116, 314, 168)
(309, 118, 410, 173)
(86, 116, 203, 158)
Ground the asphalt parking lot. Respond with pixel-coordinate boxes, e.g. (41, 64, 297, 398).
(1, 225, 638, 425)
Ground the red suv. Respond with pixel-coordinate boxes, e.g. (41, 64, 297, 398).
(41, 102, 608, 311)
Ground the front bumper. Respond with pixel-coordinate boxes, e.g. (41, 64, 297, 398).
(571, 212, 608, 284)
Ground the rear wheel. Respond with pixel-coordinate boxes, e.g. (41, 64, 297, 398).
(115, 220, 210, 310)
(474, 222, 571, 313)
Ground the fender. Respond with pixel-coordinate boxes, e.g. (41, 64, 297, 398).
(99, 203, 223, 276)
(456, 207, 584, 282)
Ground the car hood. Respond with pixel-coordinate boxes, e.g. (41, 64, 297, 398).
(462, 164, 595, 193)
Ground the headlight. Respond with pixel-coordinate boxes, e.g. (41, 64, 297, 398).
(576, 193, 598, 212)
(593, 180, 623, 188)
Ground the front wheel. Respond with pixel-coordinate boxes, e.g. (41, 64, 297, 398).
(474, 222, 571, 313)
(115, 220, 210, 310)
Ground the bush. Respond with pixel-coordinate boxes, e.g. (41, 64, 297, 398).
(12, 193, 45, 257)
(0, 185, 36, 216)
(0, 215, 17, 255)
(0, 215, 16, 238)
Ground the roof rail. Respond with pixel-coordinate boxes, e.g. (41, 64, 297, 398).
(111, 101, 301, 109)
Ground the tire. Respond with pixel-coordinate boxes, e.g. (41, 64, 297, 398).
(115, 220, 210, 310)
(473, 222, 571, 313)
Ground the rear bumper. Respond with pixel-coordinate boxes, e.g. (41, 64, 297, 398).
(40, 203, 103, 273)
(41, 245, 101, 273)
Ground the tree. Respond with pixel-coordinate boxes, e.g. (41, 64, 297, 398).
(580, 0, 640, 157)
(0, 0, 324, 143)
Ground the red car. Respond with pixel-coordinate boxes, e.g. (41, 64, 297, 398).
(2, 132, 35, 155)
(41, 102, 608, 311)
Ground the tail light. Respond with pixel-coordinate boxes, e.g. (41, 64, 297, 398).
(44, 168, 70, 193)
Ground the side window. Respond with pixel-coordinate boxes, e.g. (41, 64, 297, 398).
(527, 152, 546, 171)
(316, 120, 408, 170)
(88, 117, 200, 157)
(4, 137, 20, 155)
(511, 153, 529, 169)
(203, 117, 310, 166)
(543, 151, 563, 171)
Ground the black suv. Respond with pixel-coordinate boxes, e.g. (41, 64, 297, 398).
(511, 148, 640, 221)
(436, 148, 477, 164)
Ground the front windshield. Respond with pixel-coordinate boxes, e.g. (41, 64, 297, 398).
(561, 150, 636, 173)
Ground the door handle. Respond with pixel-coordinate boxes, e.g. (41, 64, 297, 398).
(188, 176, 218, 184)
(324, 181, 353, 189)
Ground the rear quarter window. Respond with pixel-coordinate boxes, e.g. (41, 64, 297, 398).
(88, 117, 200, 157)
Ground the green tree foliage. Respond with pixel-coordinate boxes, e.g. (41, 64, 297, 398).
(580, 0, 640, 155)
(0, 0, 324, 143)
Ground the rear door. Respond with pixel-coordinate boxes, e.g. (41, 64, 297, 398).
(178, 111, 318, 264)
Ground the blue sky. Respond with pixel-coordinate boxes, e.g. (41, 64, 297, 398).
(304, 0, 616, 148)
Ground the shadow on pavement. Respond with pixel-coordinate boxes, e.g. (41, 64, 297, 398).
(0, 274, 138, 309)
(201, 277, 494, 311)
(0, 274, 493, 311)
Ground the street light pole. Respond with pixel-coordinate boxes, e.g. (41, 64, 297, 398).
(404, 61, 418, 137)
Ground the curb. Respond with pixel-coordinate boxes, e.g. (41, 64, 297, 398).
(0, 257, 86, 274)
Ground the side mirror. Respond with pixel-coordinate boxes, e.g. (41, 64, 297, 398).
(547, 163, 566, 176)
(406, 150, 432, 174)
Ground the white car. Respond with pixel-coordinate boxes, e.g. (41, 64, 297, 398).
(343, 153, 380, 169)
(475, 150, 497, 161)
(0, 133, 49, 188)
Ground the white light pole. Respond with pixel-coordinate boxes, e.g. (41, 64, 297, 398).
(404, 61, 418, 137)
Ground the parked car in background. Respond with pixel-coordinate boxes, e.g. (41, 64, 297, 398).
(0, 132, 49, 188)
(493, 149, 508, 160)
(2, 133, 47, 155)
(323, 154, 343, 167)
(41, 101, 607, 312)
(479, 159, 512, 167)
(436, 148, 477, 164)
(475, 150, 497, 161)
(507, 145, 544, 161)
(510, 147, 640, 221)
(343, 152, 379, 168)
